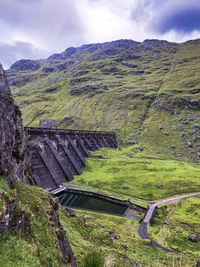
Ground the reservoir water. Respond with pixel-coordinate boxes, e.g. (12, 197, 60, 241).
(55, 191, 128, 215)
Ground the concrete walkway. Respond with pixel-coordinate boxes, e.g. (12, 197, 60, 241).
(143, 192, 200, 224)
(138, 192, 200, 252)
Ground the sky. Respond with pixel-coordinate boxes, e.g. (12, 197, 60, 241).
(0, 0, 200, 68)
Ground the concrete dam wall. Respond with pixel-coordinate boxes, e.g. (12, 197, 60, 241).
(26, 127, 118, 191)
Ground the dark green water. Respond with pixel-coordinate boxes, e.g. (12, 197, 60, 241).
(56, 191, 128, 215)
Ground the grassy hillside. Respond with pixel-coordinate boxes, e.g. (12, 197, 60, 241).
(73, 146, 200, 200)
(7, 39, 200, 162)
(0, 178, 70, 267)
(59, 207, 199, 267)
(0, 177, 198, 267)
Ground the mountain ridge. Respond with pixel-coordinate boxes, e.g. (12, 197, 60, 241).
(6, 38, 200, 162)
(8, 38, 200, 68)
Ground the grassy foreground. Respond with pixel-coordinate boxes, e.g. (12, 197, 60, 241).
(0, 179, 68, 267)
(59, 208, 197, 267)
(0, 177, 198, 266)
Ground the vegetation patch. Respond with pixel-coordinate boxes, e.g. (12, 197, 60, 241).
(74, 146, 200, 200)
(149, 197, 200, 260)
(0, 178, 70, 267)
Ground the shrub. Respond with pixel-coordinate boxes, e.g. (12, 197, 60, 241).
(81, 252, 104, 267)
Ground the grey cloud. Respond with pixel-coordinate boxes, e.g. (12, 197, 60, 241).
(131, 0, 200, 34)
(0, 41, 49, 69)
(18, 0, 42, 3)
(0, 0, 200, 67)
(154, 5, 200, 34)
(131, 0, 166, 22)
(0, 0, 80, 30)
(0, 0, 86, 67)
(0, 0, 85, 45)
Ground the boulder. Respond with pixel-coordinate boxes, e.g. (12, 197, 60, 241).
(109, 230, 118, 240)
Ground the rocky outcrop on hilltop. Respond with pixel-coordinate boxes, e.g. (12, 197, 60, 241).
(10, 59, 40, 72)
(0, 63, 26, 186)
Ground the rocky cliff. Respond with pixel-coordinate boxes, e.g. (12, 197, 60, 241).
(0, 63, 77, 266)
(0, 63, 26, 185)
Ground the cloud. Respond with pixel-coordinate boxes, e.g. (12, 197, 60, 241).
(154, 5, 200, 34)
(0, 0, 200, 68)
(0, 41, 48, 69)
(131, 0, 200, 35)
(0, 0, 85, 51)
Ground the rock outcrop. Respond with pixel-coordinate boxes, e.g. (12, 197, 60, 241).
(49, 198, 77, 266)
(0, 63, 26, 186)
(0, 192, 30, 234)
(10, 59, 40, 71)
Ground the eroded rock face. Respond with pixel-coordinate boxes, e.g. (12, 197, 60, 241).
(0, 192, 30, 234)
(0, 63, 26, 185)
(49, 198, 77, 266)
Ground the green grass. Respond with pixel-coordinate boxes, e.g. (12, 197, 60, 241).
(59, 204, 198, 266)
(74, 146, 200, 200)
(81, 252, 105, 267)
(0, 178, 69, 267)
(149, 196, 200, 259)
(0, 169, 199, 267)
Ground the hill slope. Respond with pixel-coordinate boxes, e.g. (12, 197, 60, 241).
(7, 39, 200, 162)
(2, 40, 200, 266)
